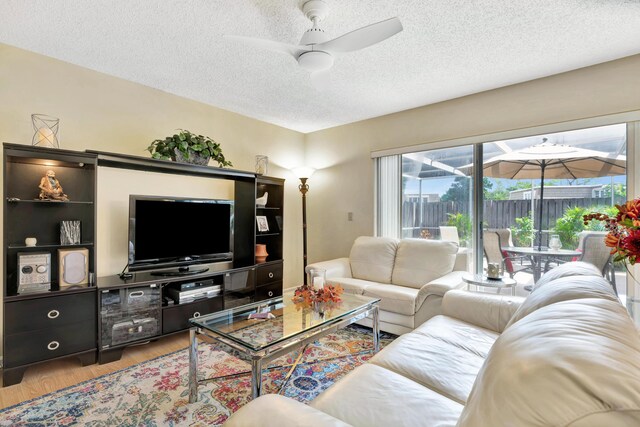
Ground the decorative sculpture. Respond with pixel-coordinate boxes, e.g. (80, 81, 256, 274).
(256, 192, 269, 207)
(39, 170, 69, 201)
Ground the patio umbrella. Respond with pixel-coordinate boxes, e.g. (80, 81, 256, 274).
(468, 141, 626, 250)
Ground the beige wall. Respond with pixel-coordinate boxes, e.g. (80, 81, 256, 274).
(0, 43, 307, 355)
(305, 54, 640, 262)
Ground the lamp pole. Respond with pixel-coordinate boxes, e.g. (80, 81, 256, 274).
(299, 177, 310, 286)
(293, 166, 315, 286)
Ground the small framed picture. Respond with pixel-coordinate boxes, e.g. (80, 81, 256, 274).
(256, 215, 269, 232)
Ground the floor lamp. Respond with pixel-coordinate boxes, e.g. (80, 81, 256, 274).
(293, 167, 315, 286)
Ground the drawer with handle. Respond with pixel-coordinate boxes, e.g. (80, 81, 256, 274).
(162, 296, 223, 334)
(4, 322, 96, 367)
(255, 281, 283, 302)
(256, 262, 283, 286)
(5, 291, 96, 335)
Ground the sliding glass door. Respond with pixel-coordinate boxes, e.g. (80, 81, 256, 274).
(376, 122, 628, 298)
(400, 146, 474, 271)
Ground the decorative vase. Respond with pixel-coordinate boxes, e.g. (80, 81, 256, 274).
(308, 268, 326, 290)
(255, 155, 269, 175)
(549, 234, 562, 250)
(173, 148, 210, 166)
(255, 244, 268, 263)
(31, 114, 60, 148)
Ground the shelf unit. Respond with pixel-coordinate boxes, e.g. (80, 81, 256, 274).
(2, 143, 98, 386)
(88, 151, 286, 363)
(255, 176, 284, 261)
(255, 176, 284, 298)
(2, 145, 288, 378)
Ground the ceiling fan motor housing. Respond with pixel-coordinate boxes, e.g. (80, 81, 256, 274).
(297, 50, 334, 72)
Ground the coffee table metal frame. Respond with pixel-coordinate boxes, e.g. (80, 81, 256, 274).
(188, 294, 380, 403)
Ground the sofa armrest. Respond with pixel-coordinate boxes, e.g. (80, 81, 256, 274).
(441, 289, 525, 333)
(224, 394, 352, 427)
(420, 270, 468, 297)
(415, 271, 467, 311)
(305, 258, 352, 279)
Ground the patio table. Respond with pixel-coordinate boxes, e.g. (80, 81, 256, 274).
(503, 246, 581, 282)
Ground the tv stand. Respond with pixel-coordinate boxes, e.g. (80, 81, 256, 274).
(150, 267, 210, 277)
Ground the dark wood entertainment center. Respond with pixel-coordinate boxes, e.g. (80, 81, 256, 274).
(2, 143, 284, 386)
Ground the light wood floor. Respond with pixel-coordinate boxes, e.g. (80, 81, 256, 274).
(0, 332, 189, 409)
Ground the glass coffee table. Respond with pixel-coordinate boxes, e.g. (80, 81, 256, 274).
(188, 289, 381, 402)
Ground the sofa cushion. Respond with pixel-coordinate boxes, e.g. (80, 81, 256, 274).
(363, 284, 420, 316)
(458, 298, 640, 427)
(325, 277, 376, 295)
(505, 274, 619, 329)
(349, 236, 398, 283)
(311, 363, 463, 427)
(441, 290, 523, 333)
(534, 260, 602, 288)
(225, 394, 351, 427)
(391, 239, 458, 289)
(414, 315, 499, 359)
(370, 330, 486, 404)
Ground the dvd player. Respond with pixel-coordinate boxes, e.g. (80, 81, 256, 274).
(166, 284, 222, 304)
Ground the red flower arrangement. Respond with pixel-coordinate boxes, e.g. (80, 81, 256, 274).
(584, 199, 640, 265)
(291, 284, 344, 311)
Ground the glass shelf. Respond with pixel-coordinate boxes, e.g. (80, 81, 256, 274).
(6, 199, 94, 205)
(8, 242, 94, 250)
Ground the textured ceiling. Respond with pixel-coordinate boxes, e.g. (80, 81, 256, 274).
(2, 1, 640, 133)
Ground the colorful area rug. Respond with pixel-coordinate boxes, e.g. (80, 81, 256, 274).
(0, 325, 394, 426)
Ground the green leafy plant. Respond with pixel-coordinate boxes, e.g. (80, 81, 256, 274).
(147, 129, 232, 167)
(511, 216, 535, 247)
(553, 205, 617, 248)
(446, 213, 472, 245)
(553, 206, 587, 249)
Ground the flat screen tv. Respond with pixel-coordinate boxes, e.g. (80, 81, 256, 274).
(128, 195, 233, 273)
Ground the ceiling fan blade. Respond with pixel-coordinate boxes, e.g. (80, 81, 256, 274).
(224, 35, 305, 58)
(314, 17, 402, 53)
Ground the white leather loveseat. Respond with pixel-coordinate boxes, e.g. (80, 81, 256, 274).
(226, 262, 640, 426)
(306, 236, 467, 335)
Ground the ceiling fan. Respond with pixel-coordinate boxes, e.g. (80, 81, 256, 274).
(225, 0, 403, 79)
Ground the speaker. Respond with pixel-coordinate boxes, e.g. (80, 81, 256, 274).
(58, 248, 89, 289)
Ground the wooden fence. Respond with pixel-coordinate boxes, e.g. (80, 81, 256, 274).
(403, 197, 626, 240)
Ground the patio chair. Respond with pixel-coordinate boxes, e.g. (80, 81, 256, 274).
(578, 233, 617, 294)
(483, 231, 530, 279)
(439, 226, 460, 244)
(487, 228, 513, 247)
(544, 232, 617, 294)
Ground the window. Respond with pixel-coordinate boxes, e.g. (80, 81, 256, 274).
(376, 122, 628, 301)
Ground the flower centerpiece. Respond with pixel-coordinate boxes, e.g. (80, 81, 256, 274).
(583, 199, 640, 265)
(291, 284, 344, 314)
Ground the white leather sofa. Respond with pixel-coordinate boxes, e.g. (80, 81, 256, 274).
(226, 262, 640, 426)
(305, 236, 467, 335)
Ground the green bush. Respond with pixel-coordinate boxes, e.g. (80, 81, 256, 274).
(511, 216, 535, 247)
(553, 206, 586, 249)
(446, 213, 472, 245)
(553, 205, 618, 248)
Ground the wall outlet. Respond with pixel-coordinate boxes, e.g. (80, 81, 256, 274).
(348, 212, 353, 221)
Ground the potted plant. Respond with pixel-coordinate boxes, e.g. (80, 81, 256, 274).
(147, 129, 233, 167)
